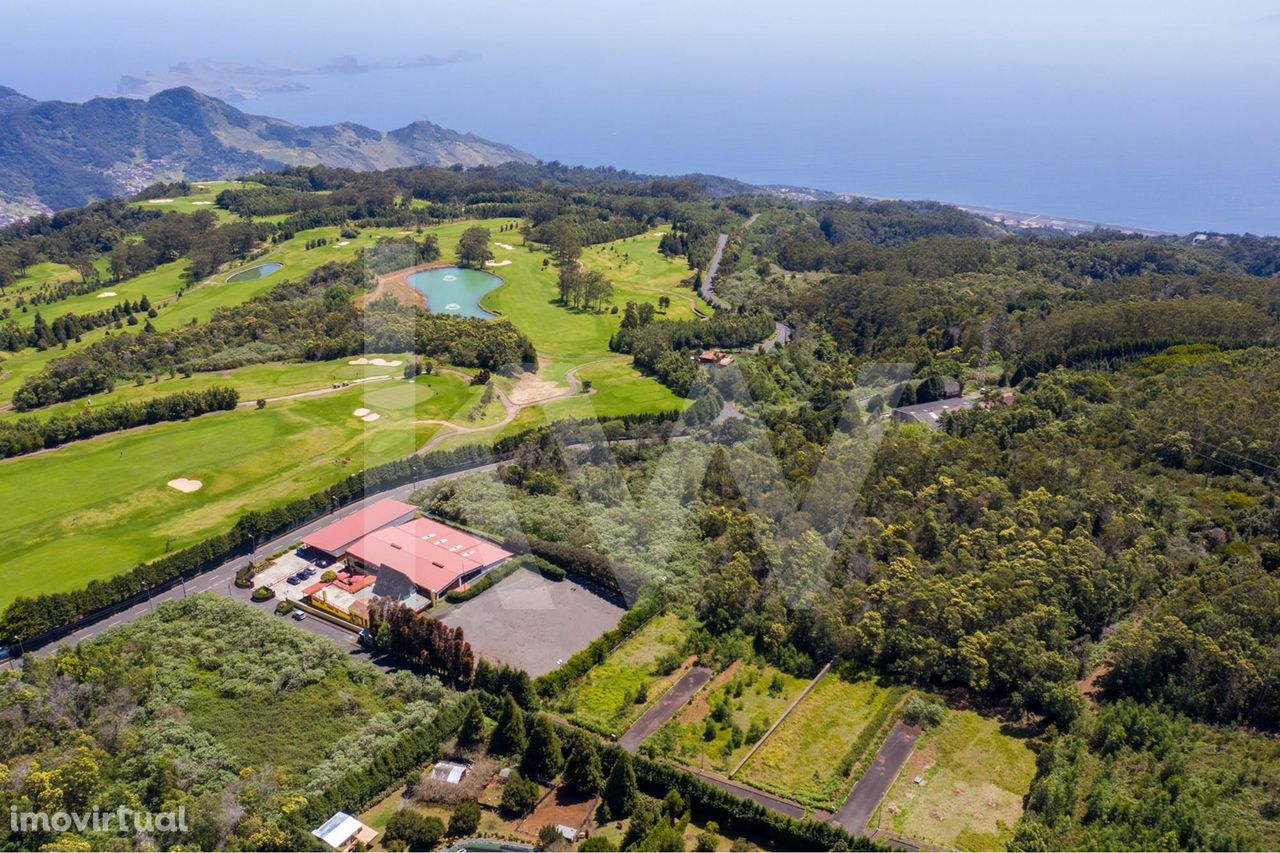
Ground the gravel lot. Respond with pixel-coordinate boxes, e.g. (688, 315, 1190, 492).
(440, 566, 624, 676)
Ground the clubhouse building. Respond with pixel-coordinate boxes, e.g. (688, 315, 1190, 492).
(300, 498, 512, 620)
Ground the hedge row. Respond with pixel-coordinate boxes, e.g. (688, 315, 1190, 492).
(0, 385, 240, 458)
(443, 556, 523, 604)
(533, 598, 662, 699)
(516, 535, 641, 599)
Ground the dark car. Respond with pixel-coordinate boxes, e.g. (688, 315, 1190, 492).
(286, 574, 303, 585)
(300, 567, 316, 579)
(315, 557, 332, 569)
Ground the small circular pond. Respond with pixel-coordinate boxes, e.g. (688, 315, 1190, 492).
(407, 266, 502, 319)
(226, 262, 283, 283)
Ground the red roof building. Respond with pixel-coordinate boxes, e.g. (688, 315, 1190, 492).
(348, 518, 513, 603)
(300, 499, 417, 558)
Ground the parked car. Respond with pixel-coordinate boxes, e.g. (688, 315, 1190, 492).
(286, 574, 302, 585)
(315, 557, 332, 569)
(291, 610, 307, 621)
(357, 629, 374, 650)
(300, 567, 316, 579)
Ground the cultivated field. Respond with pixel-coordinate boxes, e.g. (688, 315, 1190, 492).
(872, 709, 1036, 851)
(738, 673, 906, 810)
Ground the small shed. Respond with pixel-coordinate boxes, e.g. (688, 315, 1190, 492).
(312, 812, 377, 851)
(430, 760, 469, 785)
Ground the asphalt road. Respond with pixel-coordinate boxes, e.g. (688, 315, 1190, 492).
(832, 721, 921, 833)
(698, 226, 793, 349)
(618, 664, 713, 753)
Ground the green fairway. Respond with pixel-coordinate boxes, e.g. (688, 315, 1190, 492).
(0, 370, 501, 607)
(126, 180, 249, 220)
(873, 708, 1036, 851)
(738, 673, 906, 809)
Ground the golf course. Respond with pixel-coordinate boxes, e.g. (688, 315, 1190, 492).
(0, 214, 708, 606)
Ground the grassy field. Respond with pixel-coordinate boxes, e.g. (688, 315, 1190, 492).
(564, 611, 692, 737)
(126, 180, 248, 220)
(648, 661, 809, 776)
(873, 709, 1036, 851)
(0, 370, 504, 606)
(738, 673, 906, 809)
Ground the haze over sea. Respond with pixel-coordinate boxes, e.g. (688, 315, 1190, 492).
(3, 0, 1277, 235)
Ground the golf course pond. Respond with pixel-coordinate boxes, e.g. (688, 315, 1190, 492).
(407, 266, 502, 318)
(226, 262, 283, 283)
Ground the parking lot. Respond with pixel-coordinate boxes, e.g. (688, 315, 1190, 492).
(255, 550, 329, 601)
(439, 566, 624, 676)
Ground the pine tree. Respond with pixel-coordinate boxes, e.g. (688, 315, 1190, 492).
(458, 694, 487, 748)
(602, 751, 638, 819)
(564, 736, 603, 795)
(521, 715, 564, 781)
(491, 692, 527, 756)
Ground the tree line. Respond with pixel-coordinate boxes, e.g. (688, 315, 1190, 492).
(0, 385, 238, 458)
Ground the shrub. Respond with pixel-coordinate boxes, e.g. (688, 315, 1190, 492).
(538, 824, 562, 848)
(274, 600, 293, 615)
(537, 560, 566, 582)
(383, 810, 444, 851)
(250, 586, 274, 602)
(448, 801, 480, 836)
(500, 771, 540, 817)
(901, 694, 946, 728)
(321, 569, 338, 582)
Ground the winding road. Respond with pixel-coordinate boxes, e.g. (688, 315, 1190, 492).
(698, 217, 792, 350)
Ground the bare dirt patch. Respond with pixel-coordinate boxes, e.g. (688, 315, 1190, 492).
(515, 787, 597, 838)
(681, 659, 741, 722)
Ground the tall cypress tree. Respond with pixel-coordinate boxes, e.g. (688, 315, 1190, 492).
(564, 736, 604, 795)
(602, 751, 638, 819)
(521, 715, 564, 782)
(491, 692, 527, 756)
(457, 694, 487, 748)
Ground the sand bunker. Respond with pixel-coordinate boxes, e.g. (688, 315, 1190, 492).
(494, 242, 516, 250)
(353, 408, 371, 417)
(347, 357, 403, 367)
(148, 198, 174, 204)
(191, 200, 213, 205)
(361, 412, 381, 422)
(167, 477, 203, 493)
(97, 291, 118, 298)
(335, 240, 350, 247)
(484, 259, 512, 267)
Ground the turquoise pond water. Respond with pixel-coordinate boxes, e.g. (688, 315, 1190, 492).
(226, 262, 283, 283)
(407, 266, 502, 319)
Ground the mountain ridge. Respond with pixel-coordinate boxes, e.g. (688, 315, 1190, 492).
(0, 86, 538, 218)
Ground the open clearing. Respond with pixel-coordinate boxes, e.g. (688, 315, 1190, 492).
(649, 661, 808, 775)
(563, 611, 692, 737)
(872, 708, 1036, 851)
(738, 673, 906, 809)
(438, 564, 624, 676)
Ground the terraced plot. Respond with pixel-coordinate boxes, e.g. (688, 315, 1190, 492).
(647, 661, 808, 776)
(738, 673, 906, 809)
(873, 709, 1036, 851)
(563, 611, 692, 738)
